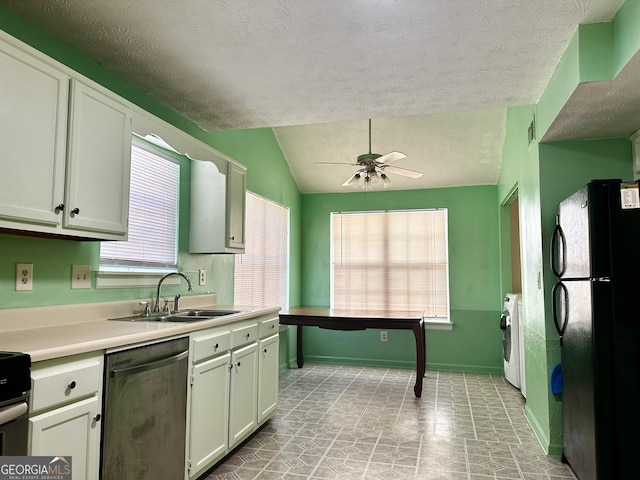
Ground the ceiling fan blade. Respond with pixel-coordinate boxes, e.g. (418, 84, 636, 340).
(376, 151, 406, 164)
(383, 165, 423, 178)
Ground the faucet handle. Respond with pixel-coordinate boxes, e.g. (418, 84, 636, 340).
(139, 301, 151, 317)
(162, 298, 173, 313)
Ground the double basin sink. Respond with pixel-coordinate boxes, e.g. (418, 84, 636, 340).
(109, 309, 240, 323)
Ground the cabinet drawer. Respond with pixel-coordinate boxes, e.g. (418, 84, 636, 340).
(191, 329, 231, 363)
(230, 323, 259, 349)
(31, 353, 103, 414)
(259, 317, 279, 338)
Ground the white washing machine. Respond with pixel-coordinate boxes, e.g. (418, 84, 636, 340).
(500, 293, 521, 389)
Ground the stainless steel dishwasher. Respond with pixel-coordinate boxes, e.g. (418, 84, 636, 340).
(101, 338, 189, 480)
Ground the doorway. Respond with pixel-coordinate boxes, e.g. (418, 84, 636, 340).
(509, 195, 522, 293)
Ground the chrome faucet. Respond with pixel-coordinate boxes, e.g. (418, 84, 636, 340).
(154, 272, 193, 313)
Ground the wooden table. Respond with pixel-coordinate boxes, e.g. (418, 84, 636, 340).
(278, 307, 426, 397)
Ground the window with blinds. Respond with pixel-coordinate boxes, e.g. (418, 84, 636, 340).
(331, 209, 450, 319)
(100, 141, 180, 272)
(234, 192, 289, 308)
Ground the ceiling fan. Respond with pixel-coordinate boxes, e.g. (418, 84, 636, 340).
(320, 119, 423, 188)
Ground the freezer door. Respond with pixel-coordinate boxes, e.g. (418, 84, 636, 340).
(556, 186, 591, 279)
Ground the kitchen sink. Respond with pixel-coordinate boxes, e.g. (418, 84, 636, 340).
(180, 310, 239, 317)
(109, 309, 240, 323)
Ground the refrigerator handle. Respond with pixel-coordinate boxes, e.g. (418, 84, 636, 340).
(551, 280, 568, 347)
(550, 217, 567, 278)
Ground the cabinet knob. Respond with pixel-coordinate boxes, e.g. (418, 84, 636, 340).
(271, 324, 275, 329)
(68, 381, 77, 390)
(236, 361, 241, 367)
(94, 413, 102, 422)
(71, 207, 80, 215)
(264, 348, 268, 354)
(230, 236, 235, 241)
(214, 343, 219, 349)
(245, 333, 250, 338)
(55, 204, 64, 212)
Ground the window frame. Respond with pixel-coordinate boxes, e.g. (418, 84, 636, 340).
(97, 137, 181, 288)
(234, 191, 290, 309)
(330, 208, 452, 327)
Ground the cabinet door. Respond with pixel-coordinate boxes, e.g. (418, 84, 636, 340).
(226, 162, 246, 251)
(30, 396, 101, 480)
(188, 353, 230, 479)
(65, 80, 131, 238)
(258, 334, 279, 424)
(228, 342, 257, 448)
(0, 36, 68, 228)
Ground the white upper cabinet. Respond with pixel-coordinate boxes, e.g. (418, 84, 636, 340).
(190, 159, 246, 254)
(226, 162, 246, 251)
(0, 32, 131, 240)
(65, 80, 131, 237)
(0, 35, 68, 228)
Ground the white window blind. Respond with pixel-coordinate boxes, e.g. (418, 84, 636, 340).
(331, 209, 449, 319)
(100, 142, 179, 272)
(234, 192, 289, 308)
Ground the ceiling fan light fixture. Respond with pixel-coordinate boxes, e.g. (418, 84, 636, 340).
(380, 173, 391, 188)
(347, 172, 362, 187)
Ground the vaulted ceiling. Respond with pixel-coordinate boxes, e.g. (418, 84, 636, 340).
(1, 0, 633, 193)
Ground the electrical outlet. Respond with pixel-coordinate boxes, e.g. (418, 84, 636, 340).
(199, 269, 206, 286)
(380, 331, 388, 342)
(71, 265, 91, 289)
(16, 263, 33, 291)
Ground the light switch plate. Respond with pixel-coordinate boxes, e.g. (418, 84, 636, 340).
(72, 265, 91, 289)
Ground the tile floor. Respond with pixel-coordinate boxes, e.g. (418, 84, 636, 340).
(204, 364, 575, 480)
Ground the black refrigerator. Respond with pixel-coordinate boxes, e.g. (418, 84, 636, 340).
(551, 179, 640, 480)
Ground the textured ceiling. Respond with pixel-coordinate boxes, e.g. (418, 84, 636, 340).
(0, 0, 628, 192)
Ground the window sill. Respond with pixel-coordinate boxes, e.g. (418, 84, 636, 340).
(96, 270, 180, 289)
(425, 318, 453, 331)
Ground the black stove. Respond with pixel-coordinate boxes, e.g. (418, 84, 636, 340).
(0, 351, 31, 404)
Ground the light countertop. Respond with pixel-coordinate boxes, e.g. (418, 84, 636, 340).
(0, 296, 280, 362)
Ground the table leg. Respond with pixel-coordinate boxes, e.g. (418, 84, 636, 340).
(296, 325, 304, 368)
(412, 322, 425, 397)
(422, 321, 426, 377)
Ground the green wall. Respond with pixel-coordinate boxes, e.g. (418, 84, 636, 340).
(299, 186, 503, 373)
(0, 6, 301, 369)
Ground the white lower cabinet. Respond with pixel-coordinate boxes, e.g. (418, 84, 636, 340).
(228, 342, 258, 449)
(29, 352, 103, 480)
(186, 314, 280, 479)
(30, 397, 100, 478)
(258, 333, 279, 424)
(188, 352, 230, 478)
